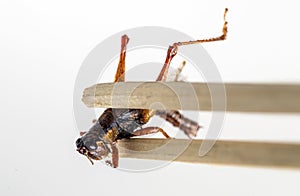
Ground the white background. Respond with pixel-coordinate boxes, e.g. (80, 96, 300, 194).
(1, 0, 300, 196)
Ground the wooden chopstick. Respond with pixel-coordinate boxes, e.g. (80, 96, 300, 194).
(82, 82, 300, 169)
(119, 138, 300, 169)
(82, 82, 300, 113)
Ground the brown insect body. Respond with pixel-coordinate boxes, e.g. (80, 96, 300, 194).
(76, 107, 199, 166)
(76, 109, 143, 163)
(76, 8, 229, 167)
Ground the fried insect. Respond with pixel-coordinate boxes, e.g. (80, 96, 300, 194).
(76, 8, 228, 167)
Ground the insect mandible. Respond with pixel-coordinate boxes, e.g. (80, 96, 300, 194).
(76, 8, 228, 167)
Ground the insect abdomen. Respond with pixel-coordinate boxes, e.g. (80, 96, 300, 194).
(156, 110, 200, 137)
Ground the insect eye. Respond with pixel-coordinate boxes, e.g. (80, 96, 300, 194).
(76, 138, 83, 148)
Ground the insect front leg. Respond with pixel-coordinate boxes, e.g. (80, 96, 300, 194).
(114, 34, 129, 82)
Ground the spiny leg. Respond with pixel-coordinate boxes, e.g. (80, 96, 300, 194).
(114, 34, 129, 82)
(132, 127, 171, 139)
(156, 45, 178, 81)
(175, 8, 228, 46)
(156, 8, 228, 81)
(154, 8, 228, 137)
(156, 61, 202, 138)
(158, 62, 200, 138)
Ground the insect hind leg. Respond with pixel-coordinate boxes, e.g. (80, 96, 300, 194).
(156, 60, 201, 138)
(156, 8, 228, 82)
(114, 35, 129, 82)
(154, 8, 228, 137)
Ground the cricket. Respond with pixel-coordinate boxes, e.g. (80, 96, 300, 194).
(76, 8, 228, 168)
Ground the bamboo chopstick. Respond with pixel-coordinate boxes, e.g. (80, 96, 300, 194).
(82, 82, 300, 169)
(119, 138, 300, 169)
(82, 82, 300, 113)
